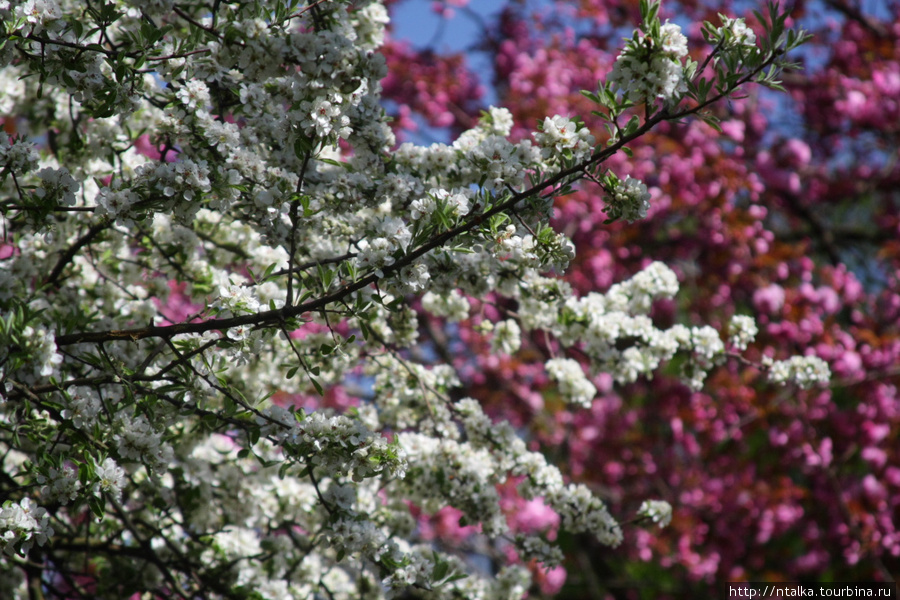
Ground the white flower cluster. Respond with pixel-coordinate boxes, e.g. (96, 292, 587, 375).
(211, 282, 262, 316)
(372, 358, 460, 433)
(495, 225, 542, 266)
(37, 465, 80, 504)
(436, 107, 544, 189)
(93, 457, 126, 501)
(35, 167, 79, 207)
(95, 159, 214, 224)
(114, 414, 173, 472)
(16, 325, 63, 383)
(410, 187, 471, 222)
(637, 499, 673, 527)
(728, 314, 759, 351)
(491, 319, 522, 355)
(606, 175, 652, 222)
(368, 299, 420, 347)
(0, 0, 817, 596)
(533, 115, 595, 163)
(554, 263, 697, 384)
(490, 225, 576, 274)
(212, 525, 261, 560)
(13, 0, 62, 33)
(146, 159, 212, 216)
(454, 398, 623, 548)
(258, 408, 407, 481)
(549, 482, 623, 546)
(94, 186, 139, 220)
(302, 94, 352, 139)
(545, 357, 598, 408)
(328, 516, 392, 557)
(392, 117, 543, 195)
(421, 289, 471, 322)
(396, 262, 430, 294)
(61, 386, 102, 429)
(174, 79, 210, 112)
(355, 2, 390, 49)
(380, 548, 437, 592)
(608, 21, 689, 103)
(484, 106, 515, 136)
(606, 260, 680, 312)
(511, 262, 801, 392)
(398, 432, 510, 535)
(764, 355, 832, 389)
(355, 216, 414, 277)
(518, 534, 565, 567)
(475, 136, 541, 189)
(0, 134, 39, 175)
(717, 17, 758, 49)
(0, 498, 54, 556)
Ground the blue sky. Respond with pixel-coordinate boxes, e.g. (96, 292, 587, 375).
(390, 1, 509, 53)
(386, 1, 512, 142)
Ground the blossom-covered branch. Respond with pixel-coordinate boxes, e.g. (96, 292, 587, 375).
(0, 0, 832, 598)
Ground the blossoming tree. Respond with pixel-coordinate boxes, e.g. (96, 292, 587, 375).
(381, 0, 900, 594)
(0, 0, 829, 598)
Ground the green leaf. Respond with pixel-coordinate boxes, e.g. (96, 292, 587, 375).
(263, 262, 278, 280)
(79, 462, 92, 485)
(432, 560, 449, 582)
(293, 135, 312, 159)
(89, 497, 106, 519)
(624, 114, 640, 136)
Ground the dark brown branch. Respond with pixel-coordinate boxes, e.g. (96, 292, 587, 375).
(286, 149, 314, 307)
(779, 192, 843, 265)
(44, 222, 109, 288)
(823, 0, 889, 37)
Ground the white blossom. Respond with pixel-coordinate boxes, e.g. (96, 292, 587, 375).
(608, 21, 689, 103)
(659, 21, 689, 57)
(765, 355, 831, 389)
(718, 17, 758, 49)
(38, 466, 81, 504)
(491, 319, 522, 355)
(728, 314, 758, 351)
(61, 386, 101, 430)
(0, 1, 818, 595)
(422, 289, 470, 322)
(607, 175, 652, 222)
(35, 167, 79, 206)
(0, 134, 39, 174)
(545, 357, 597, 408)
(638, 499, 673, 527)
(14, 0, 62, 32)
(0, 498, 54, 556)
(94, 458, 126, 501)
(534, 115, 595, 162)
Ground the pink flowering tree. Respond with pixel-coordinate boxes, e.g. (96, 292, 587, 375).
(380, 0, 900, 594)
(0, 0, 853, 598)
